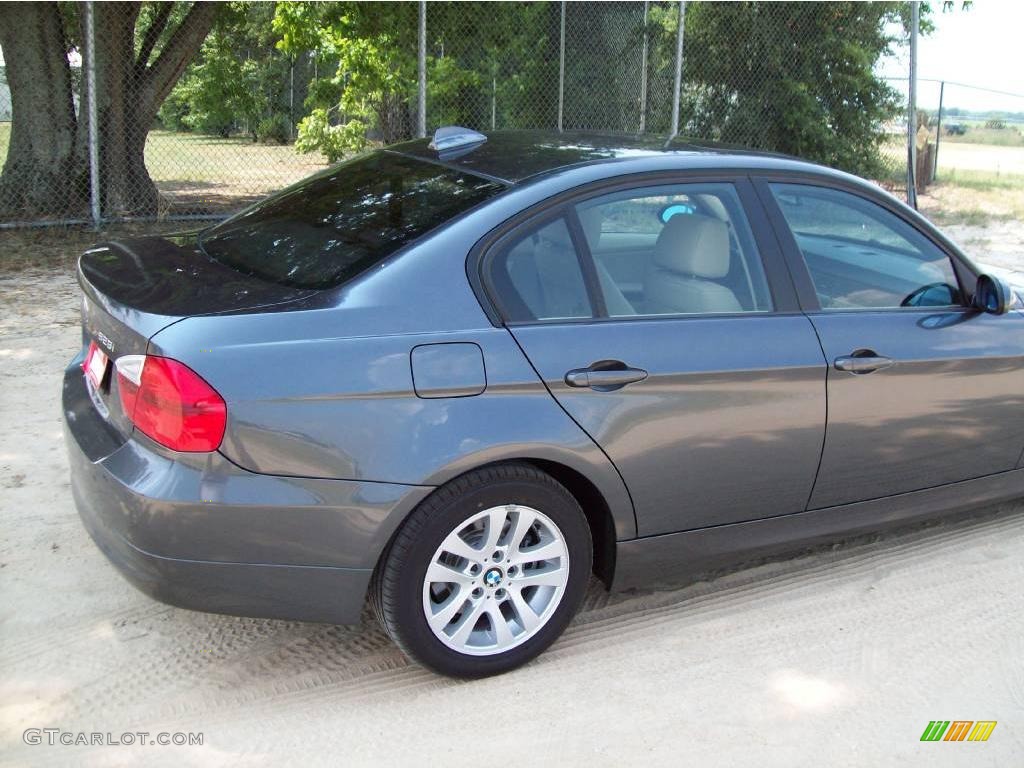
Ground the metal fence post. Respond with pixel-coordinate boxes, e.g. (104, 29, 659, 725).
(418, 0, 426, 138)
(933, 79, 945, 180)
(84, 0, 101, 230)
(558, 0, 566, 133)
(639, 0, 649, 134)
(906, 0, 918, 209)
(669, 0, 686, 140)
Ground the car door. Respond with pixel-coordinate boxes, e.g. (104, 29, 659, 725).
(482, 176, 827, 536)
(757, 178, 1024, 510)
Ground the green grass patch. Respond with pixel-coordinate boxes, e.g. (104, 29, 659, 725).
(934, 167, 1024, 191)
(943, 127, 1024, 147)
(926, 207, 1013, 227)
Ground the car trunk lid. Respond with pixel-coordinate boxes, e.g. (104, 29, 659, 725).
(76, 232, 315, 437)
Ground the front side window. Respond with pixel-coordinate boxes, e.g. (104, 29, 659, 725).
(768, 183, 962, 310)
(575, 183, 773, 316)
(200, 152, 503, 289)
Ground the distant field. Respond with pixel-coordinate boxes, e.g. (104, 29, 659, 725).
(942, 126, 1024, 147)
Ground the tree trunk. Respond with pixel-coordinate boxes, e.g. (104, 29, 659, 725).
(0, 2, 84, 218)
(0, 1, 217, 220)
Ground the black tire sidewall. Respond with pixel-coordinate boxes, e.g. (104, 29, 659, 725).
(386, 473, 592, 678)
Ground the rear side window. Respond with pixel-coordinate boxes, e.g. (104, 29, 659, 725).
(491, 217, 593, 322)
(769, 183, 963, 310)
(575, 183, 773, 316)
(199, 152, 503, 289)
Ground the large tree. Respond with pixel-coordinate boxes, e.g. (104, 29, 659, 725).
(0, 1, 217, 219)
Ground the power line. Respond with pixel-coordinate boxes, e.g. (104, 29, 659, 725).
(882, 75, 1024, 100)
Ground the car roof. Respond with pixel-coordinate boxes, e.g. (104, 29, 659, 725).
(387, 129, 835, 185)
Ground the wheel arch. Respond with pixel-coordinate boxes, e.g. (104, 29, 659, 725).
(520, 458, 617, 588)
(376, 455, 627, 590)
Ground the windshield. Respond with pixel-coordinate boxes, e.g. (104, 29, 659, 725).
(199, 151, 504, 289)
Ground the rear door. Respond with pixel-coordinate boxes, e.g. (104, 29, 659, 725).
(484, 176, 827, 536)
(757, 178, 1024, 509)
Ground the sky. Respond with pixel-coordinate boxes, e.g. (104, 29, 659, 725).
(879, 0, 1024, 114)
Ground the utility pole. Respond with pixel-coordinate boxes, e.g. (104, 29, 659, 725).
(907, 1, 919, 209)
(933, 80, 945, 181)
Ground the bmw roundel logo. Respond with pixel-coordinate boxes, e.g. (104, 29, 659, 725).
(484, 568, 502, 587)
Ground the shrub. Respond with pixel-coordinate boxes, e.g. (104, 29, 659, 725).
(256, 114, 292, 145)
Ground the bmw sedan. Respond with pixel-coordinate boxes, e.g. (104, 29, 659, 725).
(64, 128, 1024, 677)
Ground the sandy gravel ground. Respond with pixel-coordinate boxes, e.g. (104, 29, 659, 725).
(2, 226, 1024, 767)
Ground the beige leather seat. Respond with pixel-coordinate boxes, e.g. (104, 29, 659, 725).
(643, 214, 742, 315)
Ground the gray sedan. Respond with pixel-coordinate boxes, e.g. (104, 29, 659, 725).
(63, 128, 1024, 677)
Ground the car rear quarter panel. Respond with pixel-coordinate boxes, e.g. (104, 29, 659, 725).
(149, 205, 638, 540)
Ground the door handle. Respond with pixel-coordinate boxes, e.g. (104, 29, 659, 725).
(834, 350, 895, 375)
(565, 365, 648, 390)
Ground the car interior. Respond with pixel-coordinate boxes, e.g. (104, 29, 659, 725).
(769, 184, 963, 310)
(497, 185, 774, 321)
(495, 182, 964, 322)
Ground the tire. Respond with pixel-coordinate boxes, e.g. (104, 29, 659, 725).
(371, 462, 592, 678)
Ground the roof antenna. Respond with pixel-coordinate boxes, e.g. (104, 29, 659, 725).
(429, 126, 487, 155)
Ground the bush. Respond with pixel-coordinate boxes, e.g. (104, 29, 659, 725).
(295, 108, 367, 162)
(255, 114, 292, 145)
(984, 118, 1007, 130)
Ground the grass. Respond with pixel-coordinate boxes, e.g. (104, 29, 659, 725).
(942, 126, 1024, 147)
(919, 167, 1024, 229)
(0, 124, 326, 217)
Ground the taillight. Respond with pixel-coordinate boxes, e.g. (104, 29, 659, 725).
(115, 355, 226, 452)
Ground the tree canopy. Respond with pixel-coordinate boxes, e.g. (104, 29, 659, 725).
(0, 1, 938, 220)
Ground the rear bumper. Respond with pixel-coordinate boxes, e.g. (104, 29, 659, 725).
(63, 361, 433, 624)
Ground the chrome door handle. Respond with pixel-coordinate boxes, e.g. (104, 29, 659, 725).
(834, 351, 895, 375)
(565, 366, 648, 390)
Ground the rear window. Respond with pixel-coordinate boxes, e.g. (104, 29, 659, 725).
(199, 152, 504, 289)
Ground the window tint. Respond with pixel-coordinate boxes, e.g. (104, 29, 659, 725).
(199, 152, 503, 289)
(492, 217, 592, 321)
(769, 183, 962, 310)
(576, 183, 773, 316)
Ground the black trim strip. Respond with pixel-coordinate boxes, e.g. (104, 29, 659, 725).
(565, 206, 608, 318)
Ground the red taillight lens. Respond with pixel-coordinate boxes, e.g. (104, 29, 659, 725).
(116, 355, 226, 452)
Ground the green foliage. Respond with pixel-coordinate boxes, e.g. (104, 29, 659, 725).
(164, 1, 927, 176)
(984, 118, 1007, 130)
(647, 1, 908, 177)
(274, 2, 559, 159)
(275, 1, 419, 153)
(160, 2, 295, 140)
(294, 108, 367, 161)
(256, 113, 292, 144)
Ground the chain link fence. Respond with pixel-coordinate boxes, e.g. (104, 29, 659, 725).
(0, 1, 928, 230)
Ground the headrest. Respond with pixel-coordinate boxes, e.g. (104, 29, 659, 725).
(652, 214, 730, 279)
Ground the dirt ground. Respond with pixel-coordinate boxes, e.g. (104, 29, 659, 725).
(2, 219, 1024, 766)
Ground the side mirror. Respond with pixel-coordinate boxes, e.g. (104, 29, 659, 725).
(973, 274, 1012, 315)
